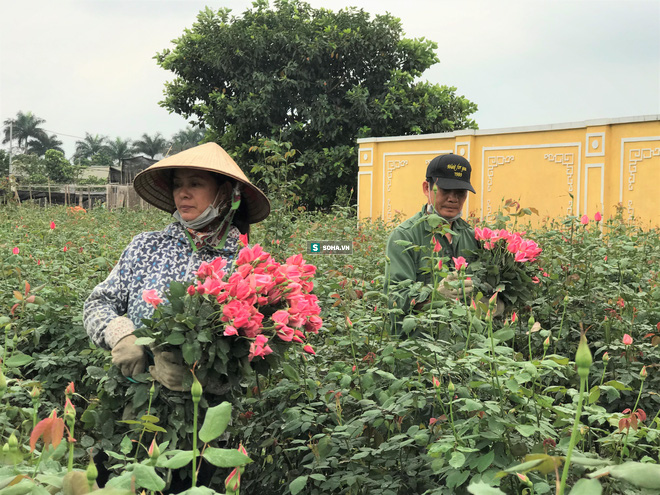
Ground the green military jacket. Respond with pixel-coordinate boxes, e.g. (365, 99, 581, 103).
(385, 205, 479, 326)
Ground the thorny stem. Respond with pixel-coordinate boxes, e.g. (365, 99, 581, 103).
(620, 379, 645, 461)
(558, 375, 586, 495)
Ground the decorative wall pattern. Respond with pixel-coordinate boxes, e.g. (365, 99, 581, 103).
(386, 159, 408, 192)
(486, 155, 514, 192)
(358, 117, 659, 226)
(627, 146, 660, 191)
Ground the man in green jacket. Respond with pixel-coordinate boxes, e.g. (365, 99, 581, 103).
(385, 153, 480, 333)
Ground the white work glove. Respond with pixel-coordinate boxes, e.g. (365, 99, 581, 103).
(438, 272, 473, 299)
(150, 350, 191, 392)
(111, 334, 146, 377)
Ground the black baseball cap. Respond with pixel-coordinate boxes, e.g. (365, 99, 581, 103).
(426, 154, 476, 193)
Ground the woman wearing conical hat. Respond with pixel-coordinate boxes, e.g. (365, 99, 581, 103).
(83, 143, 270, 390)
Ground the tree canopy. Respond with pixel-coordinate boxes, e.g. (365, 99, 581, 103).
(156, 0, 478, 206)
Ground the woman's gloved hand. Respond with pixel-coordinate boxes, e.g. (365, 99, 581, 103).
(111, 334, 146, 377)
(150, 350, 191, 392)
(437, 272, 473, 299)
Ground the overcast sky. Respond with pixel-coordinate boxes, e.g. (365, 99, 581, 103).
(1, 0, 659, 159)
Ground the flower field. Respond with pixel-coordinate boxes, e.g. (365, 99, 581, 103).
(1, 202, 659, 495)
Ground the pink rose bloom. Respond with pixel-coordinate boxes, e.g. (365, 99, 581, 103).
(223, 326, 238, 336)
(12, 247, 19, 255)
(580, 214, 589, 225)
(142, 289, 163, 308)
(594, 211, 602, 222)
(452, 256, 468, 271)
(623, 334, 633, 346)
(303, 345, 316, 355)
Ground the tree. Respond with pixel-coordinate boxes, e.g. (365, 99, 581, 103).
(155, 0, 478, 206)
(105, 137, 133, 165)
(44, 150, 78, 183)
(12, 153, 48, 184)
(170, 127, 206, 153)
(2, 111, 48, 154)
(27, 133, 64, 157)
(75, 133, 108, 162)
(133, 133, 167, 159)
(0, 150, 9, 176)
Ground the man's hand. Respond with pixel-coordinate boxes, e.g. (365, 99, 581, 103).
(149, 350, 190, 392)
(111, 334, 146, 377)
(438, 272, 473, 299)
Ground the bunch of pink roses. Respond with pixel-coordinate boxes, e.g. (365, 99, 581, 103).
(469, 227, 544, 305)
(186, 235, 322, 361)
(474, 227, 542, 263)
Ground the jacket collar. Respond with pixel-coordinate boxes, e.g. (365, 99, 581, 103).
(420, 204, 468, 233)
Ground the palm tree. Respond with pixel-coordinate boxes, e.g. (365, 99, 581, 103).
(170, 127, 206, 153)
(2, 111, 48, 153)
(75, 133, 108, 160)
(133, 133, 168, 159)
(27, 133, 64, 157)
(105, 137, 133, 166)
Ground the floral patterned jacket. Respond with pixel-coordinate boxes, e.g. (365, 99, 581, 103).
(84, 222, 240, 349)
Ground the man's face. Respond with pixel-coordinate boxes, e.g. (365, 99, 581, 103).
(422, 180, 468, 219)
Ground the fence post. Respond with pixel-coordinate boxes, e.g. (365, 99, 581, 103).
(48, 181, 52, 205)
(88, 186, 91, 209)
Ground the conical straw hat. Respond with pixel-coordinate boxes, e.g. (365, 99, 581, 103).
(133, 142, 270, 223)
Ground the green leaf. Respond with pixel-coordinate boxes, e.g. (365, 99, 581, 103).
(289, 475, 308, 495)
(202, 447, 251, 468)
(158, 450, 193, 469)
(199, 402, 232, 443)
(282, 362, 300, 381)
(4, 353, 34, 367)
(134, 337, 155, 346)
(120, 435, 133, 455)
(476, 450, 495, 473)
(607, 462, 660, 489)
(588, 386, 601, 404)
(602, 380, 632, 391)
(166, 332, 185, 345)
(467, 481, 506, 495)
(449, 451, 466, 469)
(496, 458, 544, 477)
(515, 424, 537, 438)
(492, 329, 514, 341)
(568, 478, 602, 494)
(170, 281, 186, 298)
(132, 464, 166, 492)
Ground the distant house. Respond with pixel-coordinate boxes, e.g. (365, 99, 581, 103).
(80, 166, 110, 182)
(110, 156, 158, 184)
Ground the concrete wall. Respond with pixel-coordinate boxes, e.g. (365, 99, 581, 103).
(357, 115, 660, 227)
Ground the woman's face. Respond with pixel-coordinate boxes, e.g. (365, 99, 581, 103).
(172, 169, 222, 222)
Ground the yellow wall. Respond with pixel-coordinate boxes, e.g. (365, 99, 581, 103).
(357, 116, 660, 227)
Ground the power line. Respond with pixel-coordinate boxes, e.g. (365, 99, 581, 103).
(42, 128, 87, 140)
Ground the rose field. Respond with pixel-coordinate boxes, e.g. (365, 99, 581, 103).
(1, 201, 659, 495)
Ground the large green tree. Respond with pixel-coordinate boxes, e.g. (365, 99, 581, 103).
(75, 133, 108, 161)
(133, 132, 167, 159)
(156, 0, 478, 206)
(2, 111, 48, 154)
(44, 150, 78, 183)
(27, 133, 64, 157)
(105, 137, 133, 165)
(170, 127, 206, 153)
